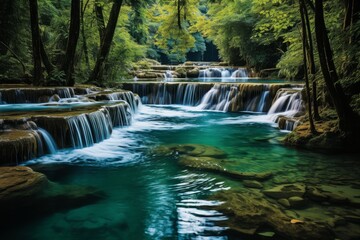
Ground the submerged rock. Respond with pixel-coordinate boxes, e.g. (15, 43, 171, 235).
(152, 144, 228, 158)
(210, 191, 333, 239)
(263, 183, 306, 199)
(0, 166, 104, 226)
(306, 185, 360, 206)
(243, 180, 264, 189)
(153, 144, 272, 181)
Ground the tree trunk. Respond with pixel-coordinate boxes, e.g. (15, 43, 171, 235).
(40, 37, 54, 74)
(314, 0, 357, 132)
(89, 0, 123, 84)
(303, 0, 320, 120)
(81, 0, 90, 71)
(29, 0, 42, 86)
(94, 0, 106, 45)
(300, 0, 316, 134)
(62, 0, 80, 86)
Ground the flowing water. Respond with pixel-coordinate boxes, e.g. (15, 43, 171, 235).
(3, 103, 359, 240)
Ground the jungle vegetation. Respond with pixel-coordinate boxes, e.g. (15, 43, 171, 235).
(0, 0, 359, 140)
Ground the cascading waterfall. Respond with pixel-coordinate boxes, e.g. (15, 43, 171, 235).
(231, 68, 248, 78)
(124, 82, 304, 130)
(198, 67, 234, 79)
(268, 89, 304, 115)
(267, 89, 304, 130)
(106, 91, 138, 113)
(125, 83, 213, 105)
(164, 70, 173, 80)
(68, 114, 96, 148)
(37, 127, 57, 154)
(105, 103, 132, 127)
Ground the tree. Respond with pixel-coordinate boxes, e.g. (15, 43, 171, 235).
(29, 0, 43, 85)
(89, 0, 123, 84)
(314, 0, 358, 133)
(62, 0, 81, 86)
(299, 0, 316, 133)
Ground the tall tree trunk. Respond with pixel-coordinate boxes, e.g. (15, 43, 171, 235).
(29, 0, 42, 86)
(40, 37, 54, 74)
(303, 0, 320, 120)
(314, 0, 357, 133)
(89, 0, 123, 84)
(62, 0, 80, 86)
(94, 0, 106, 45)
(300, 0, 316, 134)
(81, 0, 90, 71)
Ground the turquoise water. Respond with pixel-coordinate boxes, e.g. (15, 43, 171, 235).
(3, 104, 359, 239)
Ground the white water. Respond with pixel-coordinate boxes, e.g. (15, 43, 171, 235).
(38, 127, 57, 154)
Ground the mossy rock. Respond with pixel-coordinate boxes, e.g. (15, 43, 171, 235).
(209, 190, 333, 239)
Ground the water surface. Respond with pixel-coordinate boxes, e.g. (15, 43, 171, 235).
(3, 104, 358, 240)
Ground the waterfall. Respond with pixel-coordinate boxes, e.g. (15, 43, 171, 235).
(268, 90, 303, 115)
(105, 103, 132, 127)
(123, 83, 213, 106)
(257, 91, 269, 112)
(105, 91, 138, 113)
(122, 82, 292, 112)
(198, 68, 232, 78)
(33, 130, 44, 156)
(164, 70, 173, 80)
(68, 114, 95, 148)
(267, 89, 304, 131)
(67, 109, 114, 149)
(37, 127, 57, 154)
(231, 68, 248, 78)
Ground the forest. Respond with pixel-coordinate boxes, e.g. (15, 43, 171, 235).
(0, 1, 360, 239)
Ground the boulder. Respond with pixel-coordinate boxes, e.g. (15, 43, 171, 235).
(186, 68, 200, 78)
(0, 166, 48, 202)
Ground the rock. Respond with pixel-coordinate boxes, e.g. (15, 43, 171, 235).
(0, 131, 39, 164)
(178, 155, 272, 181)
(152, 144, 227, 159)
(257, 231, 275, 237)
(288, 196, 306, 208)
(306, 185, 359, 206)
(278, 198, 290, 208)
(210, 191, 333, 239)
(0, 166, 104, 227)
(186, 68, 200, 78)
(243, 180, 263, 189)
(263, 184, 306, 199)
(49, 94, 61, 102)
(0, 166, 48, 202)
